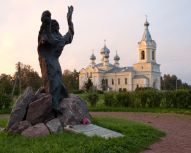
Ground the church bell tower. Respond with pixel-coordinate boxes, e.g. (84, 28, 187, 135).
(133, 17, 161, 90)
(138, 18, 156, 63)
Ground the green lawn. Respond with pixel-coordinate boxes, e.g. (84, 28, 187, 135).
(0, 117, 165, 153)
(89, 106, 191, 115)
(0, 118, 7, 127)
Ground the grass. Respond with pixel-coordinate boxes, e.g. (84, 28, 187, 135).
(89, 106, 191, 115)
(0, 118, 8, 127)
(0, 117, 165, 153)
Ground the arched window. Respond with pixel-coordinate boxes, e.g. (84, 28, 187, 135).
(141, 51, 145, 60)
(152, 51, 155, 60)
(112, 79, 114, 85)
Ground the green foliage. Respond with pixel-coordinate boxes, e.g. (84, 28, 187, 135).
(0, 119, 8, 127)
(86, 92, 99, 106)
(115, 92, 131, 107)
(104, 92, 116, 106)
(84, 78, 93, 91)
(13, 63, 42, 95)
(102, 89, 191, 109)
(71, 90, 84, 94)
(0, 74, 13, 95)
(62, 69, 79, 92)
(174, 90, 191, 108)
(0, 117, 164, 153)
(161, 74, 191, 90)
(0, 93, 13, 110)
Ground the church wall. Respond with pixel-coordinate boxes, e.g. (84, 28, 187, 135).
(132, 78, 149, 90)
(104, 72, 133, 91)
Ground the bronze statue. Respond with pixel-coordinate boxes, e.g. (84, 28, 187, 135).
(37, 6, 74, 112)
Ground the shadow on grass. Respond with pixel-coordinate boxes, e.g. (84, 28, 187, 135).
(0, 117, 165, 153)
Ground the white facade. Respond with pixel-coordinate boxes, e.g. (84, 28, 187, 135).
(79, 19, 161, 91)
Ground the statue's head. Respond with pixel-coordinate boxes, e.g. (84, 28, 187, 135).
(51, 19, 60, 32)
(41, 10, 51, 24)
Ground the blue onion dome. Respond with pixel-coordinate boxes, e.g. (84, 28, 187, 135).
(90, 53, 96, 60)
(100, 40, 110, 54)
(114, 51, 120, 61)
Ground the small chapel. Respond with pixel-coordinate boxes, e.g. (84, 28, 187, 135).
(79, 19, 161, 91)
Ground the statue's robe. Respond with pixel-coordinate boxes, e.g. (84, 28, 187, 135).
(38, 28, 73, 110)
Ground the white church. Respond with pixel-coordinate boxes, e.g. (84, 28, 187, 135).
(79, 19, 161, 91)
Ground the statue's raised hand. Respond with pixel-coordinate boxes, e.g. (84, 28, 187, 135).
(67, 6, 73, 23)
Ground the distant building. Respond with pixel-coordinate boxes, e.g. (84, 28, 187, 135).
(79, 19, 161, 91)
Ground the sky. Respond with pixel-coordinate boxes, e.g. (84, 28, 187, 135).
(0, 0, 191, 84)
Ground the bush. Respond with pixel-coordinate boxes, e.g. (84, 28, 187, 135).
(116, 92, 131, 107)
(101, 89, 191, 109)
(174, 90, 191, 108)
(104, 92, 116, 106)
(96, 90, 104, 94)
(71, 90, 84, 94)
(130, 92, 141, 108)
(0, 93, 13, 109)
(86, 92, 99, 107)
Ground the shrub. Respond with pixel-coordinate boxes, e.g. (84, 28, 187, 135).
(136, 91, 148, 107)
(160, 91, 175, 108)
(174, 90, 191, 108)
(102, 89, 191, 109)
(96, 90, 104, 94)
(0, 93, 13, 109)
(115, 92, 131, 107)
(130, 92, 141, 108)
(104, 92, 116, 106)
(71, 90, 84, 94)
(86, 92, 99, 107)
(145, 90, 161, 108)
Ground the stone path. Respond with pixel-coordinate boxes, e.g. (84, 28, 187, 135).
(91, 112, 191, 153)
(64, 124, 124, 139)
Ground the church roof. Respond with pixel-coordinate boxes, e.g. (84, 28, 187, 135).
(105, 66, 134, 74)
(141, 19, 152, 42)
(95, 63, 114, 67)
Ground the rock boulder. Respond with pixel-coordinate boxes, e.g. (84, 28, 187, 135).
(7, 87, 34, 130)
(58, 94, 91, 126)
(21, 123, 50, 138)
(26, 94, 52, 125)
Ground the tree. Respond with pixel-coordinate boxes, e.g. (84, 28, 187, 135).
(161, 74, 191, 90)
(101, 79, 108, 91)
(13, 62, 42, 94)
(0, 74, 13, 95)
(62, 69, 79, 92)
(84, 78, 93, 91)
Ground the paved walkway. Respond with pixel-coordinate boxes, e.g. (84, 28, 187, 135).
(91, 112, 191, 153)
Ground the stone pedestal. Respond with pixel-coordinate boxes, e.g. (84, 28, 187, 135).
(7, 87, 91, 138)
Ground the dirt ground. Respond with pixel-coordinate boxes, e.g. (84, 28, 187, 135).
(91, 112, 191, 153)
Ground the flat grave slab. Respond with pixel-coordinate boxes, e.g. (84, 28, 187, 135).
(64, 124, 124, 139)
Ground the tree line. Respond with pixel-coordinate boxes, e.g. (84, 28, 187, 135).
(0, 63, 79, 96)
(0, 63, 190, 97)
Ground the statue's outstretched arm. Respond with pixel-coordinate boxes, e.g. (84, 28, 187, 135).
(63, 6, 74, 45)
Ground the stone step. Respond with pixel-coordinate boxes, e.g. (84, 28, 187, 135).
(64, 124, 124, 139)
